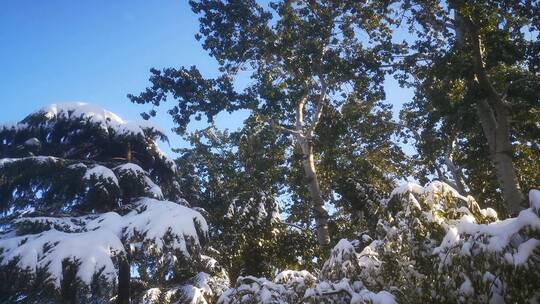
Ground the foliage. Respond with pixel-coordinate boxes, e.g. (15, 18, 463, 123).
(0, 103, 226, 304)
(398, 0, 540, 212)
(218, 181, 540, 303)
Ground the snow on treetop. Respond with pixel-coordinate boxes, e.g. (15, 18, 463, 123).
(387, 180, 469, 204)
(34, 102, 165, 136)
(434, 207, 540, 264)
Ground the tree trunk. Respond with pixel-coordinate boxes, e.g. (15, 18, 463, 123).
(455, 10, 525, 213)
(298, 138, 331, 250)
(476, 99, 525, 213)
(117, 257, 130, 304)
(60, 262, 78, 304)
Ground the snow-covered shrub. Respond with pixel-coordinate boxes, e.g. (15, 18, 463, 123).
(355, 181, 540, 303)
(218, 242, 395, 304)
(217, 270, 317, 304)
(0, 103, 226, 303)
(217, 182, 539, 304)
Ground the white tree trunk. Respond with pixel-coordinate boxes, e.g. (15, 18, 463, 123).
(298, 138, 331, 249)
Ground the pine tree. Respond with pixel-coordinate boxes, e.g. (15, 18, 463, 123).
(0, 103, 227, 304)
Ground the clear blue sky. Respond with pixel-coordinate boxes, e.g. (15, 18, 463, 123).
(0, 0, 413, 157)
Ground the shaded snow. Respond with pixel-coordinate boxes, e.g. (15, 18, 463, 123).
(84, 165, 119, 185)
(114, 163, 146, 175)
(530, 189, 540, 213)
(0, 156, 59, 167)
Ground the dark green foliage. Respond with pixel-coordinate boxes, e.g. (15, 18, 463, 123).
(130, 0, 411, 272)
(0, 107, 178, 214)
(0, 105, 219, 303)
(398, 0, 540, 212)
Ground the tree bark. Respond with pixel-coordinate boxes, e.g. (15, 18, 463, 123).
(298, 137, 331, 249)
(289, 83, 331, 250)
(459, 13, 525, 213)
(117, 257, 130, 304)
(60, 262, 78, 304)
(475, 98, 525, 213)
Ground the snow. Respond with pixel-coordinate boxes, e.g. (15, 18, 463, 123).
(388, 182, 424, 200)
(23, 137, 41, 146)
(143, 176, 164, 199)
(274, 270, 315, 285)
(180, 285, 209, 304)
(37, 102, 165, 136)
(432, 188, 540, 266)
(530, 189, 540, 213)
(350, 290, 396, 304)
(480, 207, 498, 218)
(0, 229, 124, 287)
(68, 162, 87, 170)
(459, 275, 474, 296)
(84, 164, 119, 185)
(504, 239, 540, 265)
(114, 163, 146, 175)
(0, 156, 59, 167)
(456, 208, 540, 252)
(113, 163, 164, 199)
(142, 288, 172, 304)
(0, 198, 208, 287)
(123, 198, 208, 254)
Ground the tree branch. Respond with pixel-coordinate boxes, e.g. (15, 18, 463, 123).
(295, 91, 309, 133)
(279, 221, 309, 232)
(307, 79, 328, 137)
(462, 15, 509, 109)
(384, 120, 421, 141)
(444, 136, 467, 193)
(273, 124, 305, 138)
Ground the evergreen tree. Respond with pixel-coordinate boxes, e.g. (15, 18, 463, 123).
(0, 103, 227, 304)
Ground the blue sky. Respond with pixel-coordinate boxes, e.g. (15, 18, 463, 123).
(0, 0, 413, 157)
